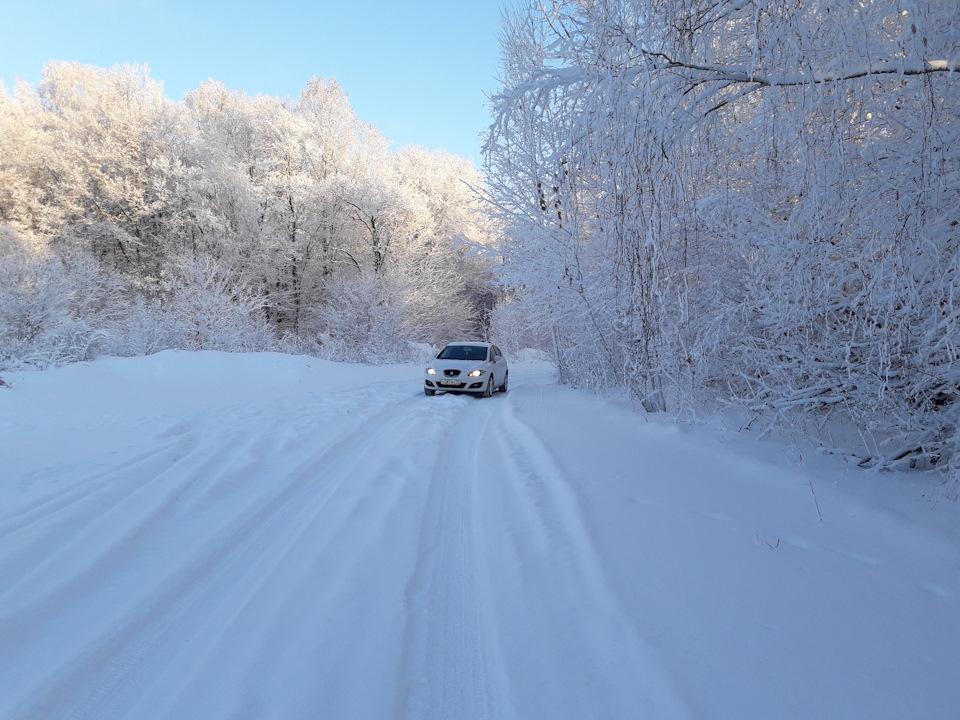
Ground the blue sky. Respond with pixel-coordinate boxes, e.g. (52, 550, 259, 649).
(0, 0, 517, 164)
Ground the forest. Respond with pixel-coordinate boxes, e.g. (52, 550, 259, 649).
(485, 0, 959, 492)
(1, 0, 958, 492)
(0, 64, 499, 365)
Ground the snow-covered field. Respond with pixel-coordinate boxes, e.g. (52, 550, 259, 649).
(1, 350, 958, 720)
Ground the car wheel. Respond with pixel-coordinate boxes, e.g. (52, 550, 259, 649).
(483, 378, 493, 398)
(425, 388, 436, 396)
(498, 371, 509, 393)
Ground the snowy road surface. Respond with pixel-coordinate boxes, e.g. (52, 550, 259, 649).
(2, 351, 959, 720)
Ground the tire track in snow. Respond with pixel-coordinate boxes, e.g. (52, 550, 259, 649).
(1, 390, 436, 720)
(0, 431, 215, 615)
(396, 397, 510, 720)
(481, 392, 694, 720)
(1, 428, 285, 719)
(0, 440, 194, 592)
(0, 434, 196, 536)
(0, 383, 405, 604)
(119, 392, 474, 720)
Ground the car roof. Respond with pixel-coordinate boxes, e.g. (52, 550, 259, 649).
(443, 341, 491, 347)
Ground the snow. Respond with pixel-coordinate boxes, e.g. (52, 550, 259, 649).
(1, 350, 959, 719)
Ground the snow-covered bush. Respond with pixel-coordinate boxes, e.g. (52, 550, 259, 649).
(304, 273, 413, 364)
(164, 258, 275, 353)
(0, 227, 109, 369)
(98, 296, 189, 357)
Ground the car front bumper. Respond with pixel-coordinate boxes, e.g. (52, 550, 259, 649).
(425, 378, 488, 393)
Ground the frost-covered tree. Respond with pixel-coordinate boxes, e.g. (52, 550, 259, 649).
(0, 62, 499, 368)
(32, 63, 182, 276)
(487, 0, 960, 484)
(387, 147, 498, 344)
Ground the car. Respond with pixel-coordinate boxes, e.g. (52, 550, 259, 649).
(424, 342, 508, 397)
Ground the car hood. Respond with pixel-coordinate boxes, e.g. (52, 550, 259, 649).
(431, 359, 489, 373)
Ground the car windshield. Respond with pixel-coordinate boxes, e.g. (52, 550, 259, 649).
(438, 345, 488, 361)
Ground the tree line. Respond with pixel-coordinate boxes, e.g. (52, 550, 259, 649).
(1, 62, 498, 366)
(484, 0, 960, 490)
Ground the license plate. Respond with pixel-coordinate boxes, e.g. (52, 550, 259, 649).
(440, 380, 462, 386)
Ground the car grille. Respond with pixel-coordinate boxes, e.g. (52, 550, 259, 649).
(443, 369, 461, 377)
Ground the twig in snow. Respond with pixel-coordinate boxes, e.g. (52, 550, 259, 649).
(755, 534, 781, 549)
(808, 477, 824, 525)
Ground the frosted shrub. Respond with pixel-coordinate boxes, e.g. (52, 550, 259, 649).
(305, 273, 412, 364)
(165, 258, 275, 353)
(97, 296, 191, 357)
(0, 227, 102, 369)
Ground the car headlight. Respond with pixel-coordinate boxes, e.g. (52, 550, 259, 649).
(426, 368, 437, 375)
(468, 369, 485, 377)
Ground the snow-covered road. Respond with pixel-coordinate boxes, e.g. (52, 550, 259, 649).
(2, 351, 959, 719)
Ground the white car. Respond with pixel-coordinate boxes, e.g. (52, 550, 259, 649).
(424, 342, 508, 397)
